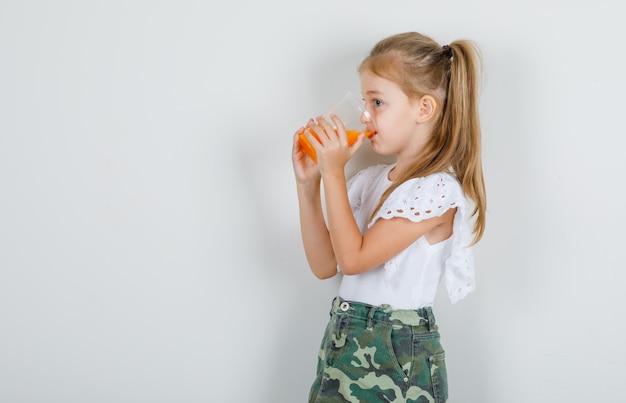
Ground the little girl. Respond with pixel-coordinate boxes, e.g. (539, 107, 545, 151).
(292, 32, 486, 403)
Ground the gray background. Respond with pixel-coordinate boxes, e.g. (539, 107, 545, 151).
(1, 0, 625, 402)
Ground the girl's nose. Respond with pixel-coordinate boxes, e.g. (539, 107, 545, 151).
(360, 109, 372, 124)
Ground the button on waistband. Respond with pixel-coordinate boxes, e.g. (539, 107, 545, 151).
(340, 301, 350, 311)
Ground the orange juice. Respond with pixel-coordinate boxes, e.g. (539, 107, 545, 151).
(298, 129, 373, 163)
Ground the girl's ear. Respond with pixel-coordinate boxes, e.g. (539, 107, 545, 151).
(416, 95, 438, 123)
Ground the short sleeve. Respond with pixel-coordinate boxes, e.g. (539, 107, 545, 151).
(368, 173, 462, 226)
(368, 172, 476, 303)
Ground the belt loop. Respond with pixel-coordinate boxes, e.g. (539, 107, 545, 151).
(426, 308, 437, 332)
(330, 296, 339, 315)
(366, 305, 376, 330)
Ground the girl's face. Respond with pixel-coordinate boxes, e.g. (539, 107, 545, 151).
(360, 70, 427, 158)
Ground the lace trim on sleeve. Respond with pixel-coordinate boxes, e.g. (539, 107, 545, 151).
(368, 173, 476, 303)
(368, 173, 460, 226)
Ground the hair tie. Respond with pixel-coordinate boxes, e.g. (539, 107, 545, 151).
(442, 45, 453, 60)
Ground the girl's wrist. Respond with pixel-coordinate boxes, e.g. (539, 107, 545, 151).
(295, 173, 321, 187)
(297, 180, 321, 198)
(320, 168, 346, 184)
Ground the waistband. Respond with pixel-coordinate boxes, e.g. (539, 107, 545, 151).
(331, 296, 438, 331)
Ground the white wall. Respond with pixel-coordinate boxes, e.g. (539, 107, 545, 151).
(1, 0, 625, 402)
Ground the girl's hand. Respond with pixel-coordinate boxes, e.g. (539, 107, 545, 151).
(305, 115, 365, 176)
(292, 124, 321, 185)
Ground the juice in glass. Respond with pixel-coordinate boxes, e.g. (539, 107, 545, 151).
(298, 129, 373, 163)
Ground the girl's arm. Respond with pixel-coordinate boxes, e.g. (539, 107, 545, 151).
(296, 181, 338, 279)
(323, 171, 455, 275)
(292, 129, 338, 279)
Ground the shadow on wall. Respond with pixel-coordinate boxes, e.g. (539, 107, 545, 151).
(233, 121, 339, 402)
(227, 41, 402, 402)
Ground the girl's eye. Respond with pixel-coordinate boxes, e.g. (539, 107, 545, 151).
(363, 98, 383, 108)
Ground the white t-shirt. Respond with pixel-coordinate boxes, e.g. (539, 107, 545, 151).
(338, 164, 476, 309)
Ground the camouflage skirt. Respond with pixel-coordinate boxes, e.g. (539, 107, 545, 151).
(309, 297, 448, 403)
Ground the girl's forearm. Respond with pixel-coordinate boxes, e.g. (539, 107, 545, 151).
(322, 172, 364, 273)
(297, 182, 338, 279)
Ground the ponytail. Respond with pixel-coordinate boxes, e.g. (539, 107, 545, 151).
(441, 40, 486, 244)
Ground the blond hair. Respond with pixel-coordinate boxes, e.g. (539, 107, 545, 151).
(360, 32, 486, 244)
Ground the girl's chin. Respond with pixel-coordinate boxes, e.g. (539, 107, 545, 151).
(369, 141, 390, 155)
